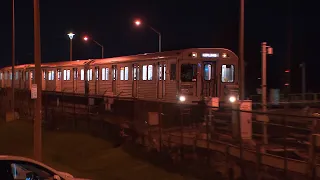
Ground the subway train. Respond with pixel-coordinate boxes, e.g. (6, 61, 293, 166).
(0, 48, 239, 107)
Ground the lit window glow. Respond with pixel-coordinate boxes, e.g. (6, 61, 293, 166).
(202, 53, 219, 58)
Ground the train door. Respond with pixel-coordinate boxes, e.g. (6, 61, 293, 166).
(56, 69, 61, 92)
(95, 66, 99, 95)
(18, 70, 21, 89)
(132, 64, 139, 98)
(112, 65, 117, 95)
(0, 72, 2, 88)
(202, 62, 217, 97)
(42, 70, 46, 90)
(73, 68, 77, 93)
(30, 70, 35, 88)
(157, 62, 166, 99)
(20, 70, 23, 89)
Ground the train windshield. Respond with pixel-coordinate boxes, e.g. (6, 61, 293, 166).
(181, 64, 197, 82)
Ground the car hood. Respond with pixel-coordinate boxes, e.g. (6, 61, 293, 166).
(58, 171, 92, 180)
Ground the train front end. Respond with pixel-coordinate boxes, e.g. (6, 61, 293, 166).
(177, 48, 239, 107)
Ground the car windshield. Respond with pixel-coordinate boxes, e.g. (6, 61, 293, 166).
(181, 64, 197, 82)
(11, 163, 53, 179)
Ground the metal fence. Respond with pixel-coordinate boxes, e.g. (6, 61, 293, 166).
(2, 88, 320, 180)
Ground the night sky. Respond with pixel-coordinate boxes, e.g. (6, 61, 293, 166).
(0, 0, 318, 95)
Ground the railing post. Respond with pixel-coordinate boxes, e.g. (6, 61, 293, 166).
(283, 115, 288, 179)
(73, 92, 76, 130)
(180, 104, 184, 160)
(309, 119, 317, 179)
(237, 105, 245, 179)
(158, 101, 163, 152)
(206, 104, 210, 165)
(256, 143, 261, 178)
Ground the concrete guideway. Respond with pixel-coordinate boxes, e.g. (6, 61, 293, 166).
(147, 128, 319, 177)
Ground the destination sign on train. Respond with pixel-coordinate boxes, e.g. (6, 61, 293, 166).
(201, 53, 219, 58)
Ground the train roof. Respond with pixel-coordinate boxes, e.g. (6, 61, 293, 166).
(0, 48, 237, 70)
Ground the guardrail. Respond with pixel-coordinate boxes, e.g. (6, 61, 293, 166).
(250, 93, 320, 103)
(3, 88, 320, 179)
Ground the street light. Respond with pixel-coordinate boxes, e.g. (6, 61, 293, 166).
(134, 19, 161, 52)
(33, 0, 42, 162)
(11, 0, 15, 120)
(239, 0, 245, 100)
(83, 36, 104, 58)
(261, 42, 273, 145)
(67, 32, 75, 61)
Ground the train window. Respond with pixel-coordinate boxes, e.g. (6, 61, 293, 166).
(181, 64, 197, 82)
(102, 68, 109, 80)
(95, 68, 99, 80)
(48, 71, 55, 80)
(15, 72, 19, 80)
(102, 68, 105, 80)
(87, 69, 93, 81)
(124, 67, 129, 80)
(221, 65, 234, 83)
(0, 72, 2, 80)
(158, 64, 166, 81)
(112, 67, 116, 80)
(170, 64, 176, 80)
(133, 66, 139, 80)
(204, 64, 212, 80)
(57, 70, 61, 80)
(25, 72, 28, 80)
(10, 72, 12, 80)
(105, 68, 109, 80)
(142, 65, 147, 80)
(73, 68, 78, 80)
(159, 65, 162, 80)
(43, 71, 46, 80)
(63, 69, 71, 81)
(80, 69, 84, 80)
(120, 67, 124, 80)
(148, 65, 153, 80)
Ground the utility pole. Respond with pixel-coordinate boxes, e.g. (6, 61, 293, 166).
(11, 0, 15, 120)
(239, 0, 245, 100)
(261, 42, 273, 145)
(33, 0, 42, 162)
(67, 32, 75, 61)
(158, 34, 161, 52)
(70, 38, 73, 61)
(300, 62, 306, 100)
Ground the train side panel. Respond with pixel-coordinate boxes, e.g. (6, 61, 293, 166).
(98, 65, 113, 96)
(164, 59, 178, 102)
(117, 63, 133, 97)
(137, 60, 157, 100)
(76, 67, 85, 94)
(61, 67, 74, 93)
(0, 71, 3, 88)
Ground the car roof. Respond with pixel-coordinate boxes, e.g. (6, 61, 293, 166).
(0, 155, 60, 174)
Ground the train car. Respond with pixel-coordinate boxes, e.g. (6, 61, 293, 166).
(0, 48, 239, 104)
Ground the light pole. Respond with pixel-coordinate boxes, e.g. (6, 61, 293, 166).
(11, 0, 15, 120)
(239, 0, 245, 100)
(33, 0, 42, 161)
(83, 36, 104, 58)
(261, 42, 273, 145)
(67, 32, 75, 61)
(300, 62, 306, 101)
(134, 19, 161, 52)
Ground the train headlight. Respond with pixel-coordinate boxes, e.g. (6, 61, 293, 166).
(179, 96, 186, 102)
(229, 96, 236, 103)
